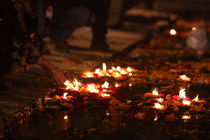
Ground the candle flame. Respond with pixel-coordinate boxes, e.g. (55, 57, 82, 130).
(102, 63, 106, 71)
(64, 115, 68, 120)
(170, 29, 176, 35)
(100, 93, 110, 98)
(193, 94, 199, 102)
(101, 81, 109, 89)
(63, 92, 68, 100)
(154, 115, 158, 121)
(115, 83, 119, 88)
(180, 75, 190, 81)
(85, 72, 93, 78)
(116, 66, 121, 72)
(127, 67, 132, 72)
(129, 73, 132, 76)
(120, 69, 127, 75)
(157, 98, 164, 103)
(182, 115, 190, 120)
(182, 100, 191, 106)
(95, 68, 103, 76)
(152, 88, 159, 96)
(179, 88, 186, 99)
(153, 103, 165, 110)
(192, 27, 197, 31)
(86, 84, 99, 93)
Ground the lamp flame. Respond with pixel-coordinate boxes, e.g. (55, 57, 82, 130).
(179, 88, 186, 99)
(182, 100, 191, 106)
(64, 115, 68, 120)
(180, 75, 190, 81)
(63, 92, 68, 100)
(152, 103, 165, 110)
(152, 88, 159, 96)
(193, 94, 199, 102)
(101, 81, 109, 89)
(127, 67, 132, 72)
(182, 115, 190, 120)
(170, 29, 176, 35)
(102, 63, 107, 71)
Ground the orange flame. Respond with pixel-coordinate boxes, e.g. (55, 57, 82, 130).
(152, 88, 159, 96)
(170, 29, 176, 35)
(126, 67, 132, 72)
(180, 75, 190, 81)
(182, 100, 191, 106)
(101, 81, 109, 89)
(179, 88, 186, 99)
(102, 63, 106, 71)
(152, 103, 165, 110)
(193, 94, 199, 102)
(63, 92, 68, 100)
(86, 84, 99, 93)
(64, 115, 68, 120)
(182, 115, 190, 120)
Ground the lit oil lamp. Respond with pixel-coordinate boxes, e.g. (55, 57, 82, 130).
(169, 29, 177, 36)
(126, 67, 132, 72)
(179, 75, 190, 82)
(182, 115, 190, 120)
(64, 115, 68, 120)
(100, 93, 111, 98)
(172, 88, 190, 101)
(62, 92, 68, 100)
(193, 94, 199, 102)
(144, 88, 164, 98)
(156, 98, 164, 103)
(179, 88, 186, 99)
(102, 63, 107, 71)
(182, 100, 191, 106)
(101, 81, 109, 89)
(192, 94, 205, 103)
(151, 103, 166, 110)
(86, 83, 100, 94)
(192, 26, 197, 31)
(83, 72, 94, 78)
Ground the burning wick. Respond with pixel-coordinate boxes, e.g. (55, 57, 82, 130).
(170, 29, 177, 35)
(63, 92, 68, 100)
(152, 88, 159, 96)
(86, 72, 93, 78)
(192, 27, 197, 31)
(100, 93, 110, 98)
(116, 66, 121, 72)
(179, 88, 186, 99)
(102, 63, 106, 71)
(182, 100, 191, 106)
(64, 115, 68, 120)
(193, 94, 199, 102)
(157, 98, 164, 103)
(182, 115, 190, 120)
(101, 81, 109, 89)
(152, 103, 165, 110)
(154, 115, 158, 121)
(179, 75, 190, 82)
(127, 67, 132, 72)
(115, 83, 119, 88)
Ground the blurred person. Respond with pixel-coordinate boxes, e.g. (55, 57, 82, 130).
(0, 0, 66, 89)
(32, 0, 110, 52)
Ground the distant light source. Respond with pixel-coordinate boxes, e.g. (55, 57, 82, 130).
(192, 26, 197, 31)
(170, 29, 177, 35)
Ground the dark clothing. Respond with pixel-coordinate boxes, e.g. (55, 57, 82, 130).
(0, 0, 44, 76)
(32, 0, 110, 42)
